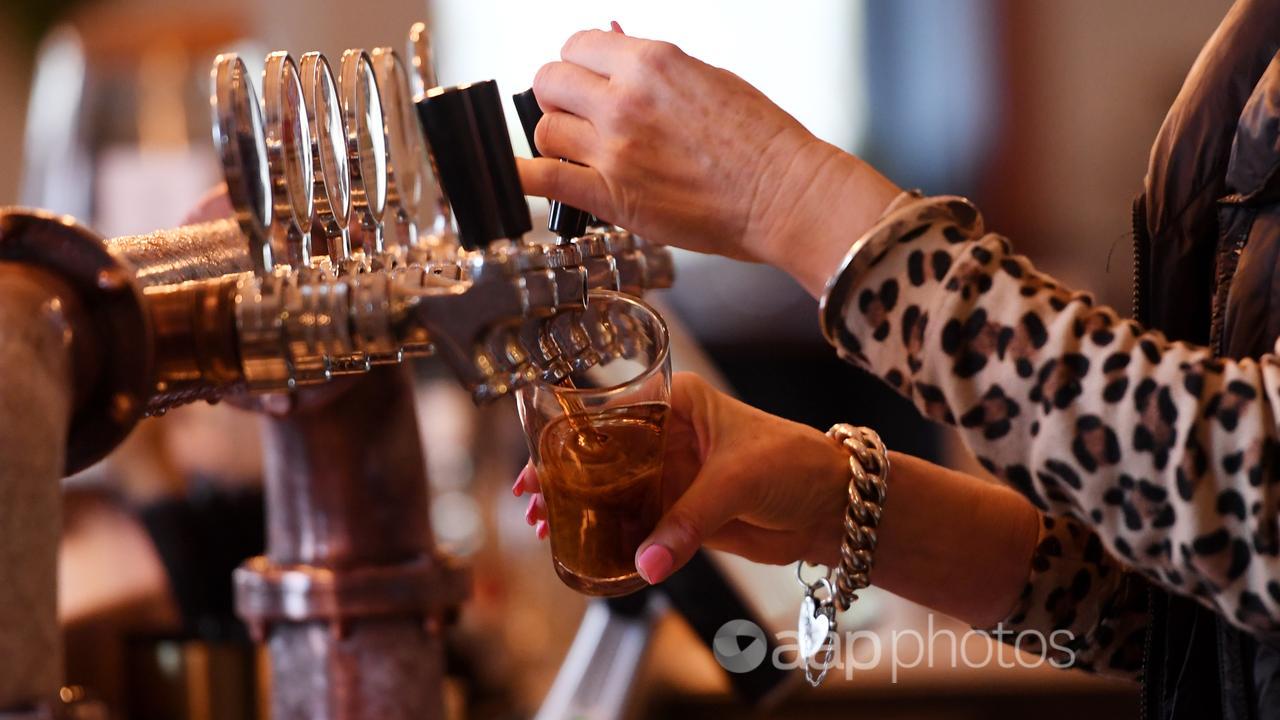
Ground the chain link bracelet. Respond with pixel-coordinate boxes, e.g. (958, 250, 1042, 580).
(794, 424, 890, 686)
(794, 424, 890, 612)
(827, 423, 889, 610)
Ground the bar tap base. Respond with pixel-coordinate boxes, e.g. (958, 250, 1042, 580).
(267, 621, 447, 720)
(234, 366, 468, 720)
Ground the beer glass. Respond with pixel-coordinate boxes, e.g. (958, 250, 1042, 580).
(516, 291, 672, 596)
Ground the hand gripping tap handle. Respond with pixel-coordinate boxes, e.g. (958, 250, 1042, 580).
(416, 80, 531, 250)
(512, 88, 591, 242)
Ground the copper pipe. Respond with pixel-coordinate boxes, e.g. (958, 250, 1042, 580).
(105, 218, 251, 287)
(105, 218, 250, 412)
(142, 276, 244, 414)
(0, 210, 257, 464)
(0, 264, 84, 712)
(235, 366, 466, 720)
(105, 218, 254, 415)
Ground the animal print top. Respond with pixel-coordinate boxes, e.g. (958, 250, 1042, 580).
(831, 194, 1280, 681)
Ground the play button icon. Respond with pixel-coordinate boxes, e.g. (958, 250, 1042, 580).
(713, 619, 768, 673)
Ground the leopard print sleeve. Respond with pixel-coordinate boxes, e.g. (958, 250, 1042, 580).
(830, 195, 1280, 637)
(985, 513, 1149, 681)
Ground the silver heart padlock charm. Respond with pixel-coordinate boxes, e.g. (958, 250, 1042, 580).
(796, 574, 838, 687)
(797, 594, 831, 661)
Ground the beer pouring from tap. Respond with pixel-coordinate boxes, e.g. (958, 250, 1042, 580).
(198, 72, 562, 398)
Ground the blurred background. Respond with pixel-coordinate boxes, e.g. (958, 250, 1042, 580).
(0, 0, 1235, 718)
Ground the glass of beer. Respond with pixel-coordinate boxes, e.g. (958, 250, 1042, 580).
(516, 291, 672, 597)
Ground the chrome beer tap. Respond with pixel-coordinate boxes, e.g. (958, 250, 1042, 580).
(0, 31, 679, 445)
(407, 21, 458, 253)
(510, 87, 679, 377)
(263, 52, 314, 271)
(372, 47, 422, 255)
(510, 86, 675, 296)
(372, 46, 446, 360)
(411, 79, 587, 399)
(339, 50, 389, 268)
(509, 87, 615, 379)
(299, 51, 354, 270)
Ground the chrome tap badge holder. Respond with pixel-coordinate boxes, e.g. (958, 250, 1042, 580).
(300, 51, 354, 268)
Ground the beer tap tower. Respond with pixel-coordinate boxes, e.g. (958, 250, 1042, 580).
(0, 24, 672, 720)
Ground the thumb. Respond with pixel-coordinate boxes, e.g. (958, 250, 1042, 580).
(516, 156, 611, 220)
(635, 458, 742, 584)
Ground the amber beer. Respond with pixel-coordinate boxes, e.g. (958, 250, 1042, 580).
(537, 402, 669, 596)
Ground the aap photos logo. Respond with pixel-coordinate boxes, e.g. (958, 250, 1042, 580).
(711, 615, 1079, 682)
(712, 619, 768, 673)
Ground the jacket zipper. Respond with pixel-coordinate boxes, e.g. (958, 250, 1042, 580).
(1209, 197, 1251, 357)
(1132, 195, 1153, 720)
(1141, 585, 1155, 720)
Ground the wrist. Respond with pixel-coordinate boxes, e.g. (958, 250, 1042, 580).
(752, 141, 900, 297)
(803, 432, 859, 568)
(871, 454, 1043, 629)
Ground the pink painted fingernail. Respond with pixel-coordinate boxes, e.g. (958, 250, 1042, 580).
(512, 476, 524, 497)
(535, 520, 549, 539)
(610, 20, 625, 34)
(525, 496, 539, 525)
(635, 544, 673, 584)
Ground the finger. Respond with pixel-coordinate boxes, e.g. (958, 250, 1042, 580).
(513, 462, 541, 496)
(535, 520, 549, 540)
(517, 157, 611, 215)
(532, 60, 609, 119)
(560, 29, 647, 77)
(635, 459, 745, 585)
(534, 112, 601, 164)
(668, 372, 717, 445)
(524, 494, 543, 525)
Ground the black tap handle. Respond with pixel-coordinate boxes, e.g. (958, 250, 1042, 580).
(512, 88, 591, 241)
(417, 80, 532, 249)
(511, 88, 545, 159)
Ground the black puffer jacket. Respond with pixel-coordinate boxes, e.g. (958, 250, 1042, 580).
(1135, 0, 1280, 716)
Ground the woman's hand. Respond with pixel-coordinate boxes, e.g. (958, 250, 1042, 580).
(519, 29, 901, 295)
(514, 371, 1042, 627)
(514, 372, 851, 583)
